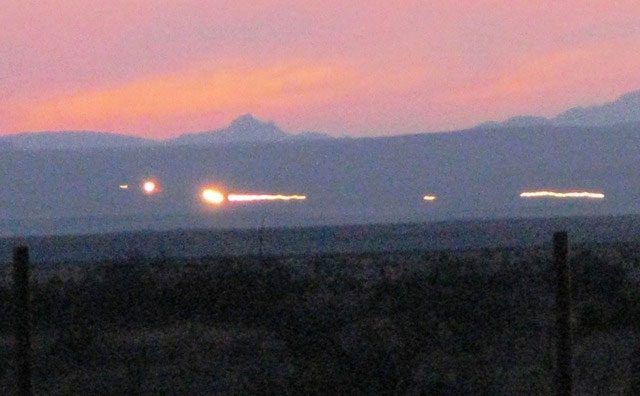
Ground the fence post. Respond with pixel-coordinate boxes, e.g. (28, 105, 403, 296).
(13, 246, 32, 396)
(554, 231, 573, 396)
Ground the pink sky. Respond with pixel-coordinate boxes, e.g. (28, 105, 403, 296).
(1, 1, 640, 138)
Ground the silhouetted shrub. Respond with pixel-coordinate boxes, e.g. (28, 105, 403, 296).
(3, 243, 637, 393)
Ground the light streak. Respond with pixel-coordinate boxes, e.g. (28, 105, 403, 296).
(519, 191, 605, 199)
(423, 195, 437, 202)
(227, 194, 307, 202)
(119, 184, 129, 190)
(201, 188, 225, 205)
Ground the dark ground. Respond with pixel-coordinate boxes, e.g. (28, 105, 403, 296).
(4, 214, 640, 264)
(2, 239, 640, 394)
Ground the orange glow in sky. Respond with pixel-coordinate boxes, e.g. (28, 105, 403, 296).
(2, 2, 640, 137)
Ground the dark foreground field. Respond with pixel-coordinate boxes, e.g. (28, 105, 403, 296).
(2, 242, 640, 394)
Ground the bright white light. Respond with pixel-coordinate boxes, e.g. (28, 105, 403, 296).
(227, 194, 307, 202)
(520, 191, 605, 199)
(119, 184, 129, 190)
(423, 195, 437, 202)
(142, 181, 158, 195)
(202, 189, 225, 205)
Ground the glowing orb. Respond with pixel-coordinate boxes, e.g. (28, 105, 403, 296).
(423, 195, 437, 202)
(202, 189, 225, 205)
(520, 191, 605, 200)
(142, 181, 158, 195)
(227, 194, 307, 202)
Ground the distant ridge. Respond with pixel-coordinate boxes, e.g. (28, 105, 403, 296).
(174, 114, 289, 145)
(2, 131, 152, 151)
(3, 88, 640, 151)
(475, 116, 552, 129)
(476, 89, 640, 129)
(173, 114, 331, 146)
(1, 115, 333, 151)
(291, 131, 333, 140)
(555, 90, 640, 126)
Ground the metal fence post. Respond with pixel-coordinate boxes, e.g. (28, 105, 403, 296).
(554, 231, 573, 396)
(13, 246, 32, 396)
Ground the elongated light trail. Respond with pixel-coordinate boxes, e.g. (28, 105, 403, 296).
(227, 194, 307, 202)
(423, 195, 437, 202)
(520, 191, 605, 199)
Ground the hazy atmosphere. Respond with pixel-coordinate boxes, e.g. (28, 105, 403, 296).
(2, 1, 640, 137)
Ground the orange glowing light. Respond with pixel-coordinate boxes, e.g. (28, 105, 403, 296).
(423, 195, 437, 202)
(227, 194, 307, 202)
(520, 191, 605, 200)
(142, 180, 158, 195)
(201, 188, 226, 205)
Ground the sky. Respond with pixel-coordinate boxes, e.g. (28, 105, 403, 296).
(1, 1, 640, 138)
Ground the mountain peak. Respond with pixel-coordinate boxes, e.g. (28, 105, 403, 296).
(174, 114, 287, 146)
(225, 114, 284, 140)
(173, 115, 334, 146)
(554, 89, 640, 126)
(229, 113, 268, 128)
(3, 115, 334, 150)
(476, 88, 640, 129)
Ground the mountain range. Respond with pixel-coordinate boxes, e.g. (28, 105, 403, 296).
(0, 131, 149, 150)
(173, 114, 331, 146)
(0, 114, 331, 151)
(476, 89, 640, 129)
(1, 89, 639, 150)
